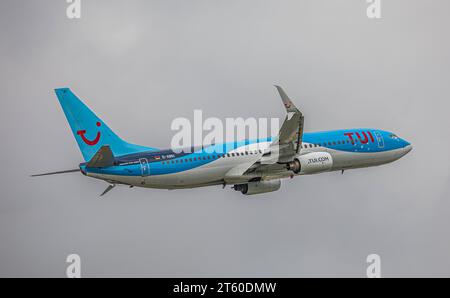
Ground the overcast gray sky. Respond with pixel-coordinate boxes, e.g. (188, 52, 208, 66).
(1, 0, 449, 277)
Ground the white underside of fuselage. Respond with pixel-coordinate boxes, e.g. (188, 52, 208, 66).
(86, 142, 411, 190)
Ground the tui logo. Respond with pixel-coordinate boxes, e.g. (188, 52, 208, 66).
(344, 131, 375, 144)
(77, 122, 101, 146)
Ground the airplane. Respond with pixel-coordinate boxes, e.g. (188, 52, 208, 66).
(32, 86, 412, 196)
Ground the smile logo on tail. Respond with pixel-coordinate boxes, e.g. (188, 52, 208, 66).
(77, 122, 101, 146)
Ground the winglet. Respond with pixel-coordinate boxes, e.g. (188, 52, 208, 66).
(274, 85, 301, 114)
(273, 85, 304, 153)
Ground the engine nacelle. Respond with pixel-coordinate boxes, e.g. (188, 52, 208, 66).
(234, 180, 281, 195)
(286, 152, 333, 174)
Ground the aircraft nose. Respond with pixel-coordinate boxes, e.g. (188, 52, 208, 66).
(403, 143, 412, 155)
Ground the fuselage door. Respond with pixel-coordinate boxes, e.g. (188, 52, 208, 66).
(139, 158, 150, 177)
(373, 131, 385, 149)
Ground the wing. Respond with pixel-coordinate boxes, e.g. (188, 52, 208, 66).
(224, 86, 304, 183)
(272, 85, 304, 160)
(246, 86, 304, 175)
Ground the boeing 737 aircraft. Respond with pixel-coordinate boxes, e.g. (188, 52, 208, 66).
(32, 87, 412, 196)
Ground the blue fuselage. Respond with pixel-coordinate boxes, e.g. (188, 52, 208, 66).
(81, 128, 411, 189)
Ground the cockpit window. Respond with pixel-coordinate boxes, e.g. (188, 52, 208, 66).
(389, 134, 399, 139)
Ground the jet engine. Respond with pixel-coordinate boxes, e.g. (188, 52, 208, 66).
(233, 180, 281, 195)
(286, 152, 333, 174)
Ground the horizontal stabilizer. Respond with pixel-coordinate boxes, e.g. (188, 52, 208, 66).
(31, 169, 80, 177)
(100, 184, 116, 196)
(87, 145, 115, 168)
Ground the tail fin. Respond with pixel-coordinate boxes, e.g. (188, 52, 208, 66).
(55, 88, 158, 161)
